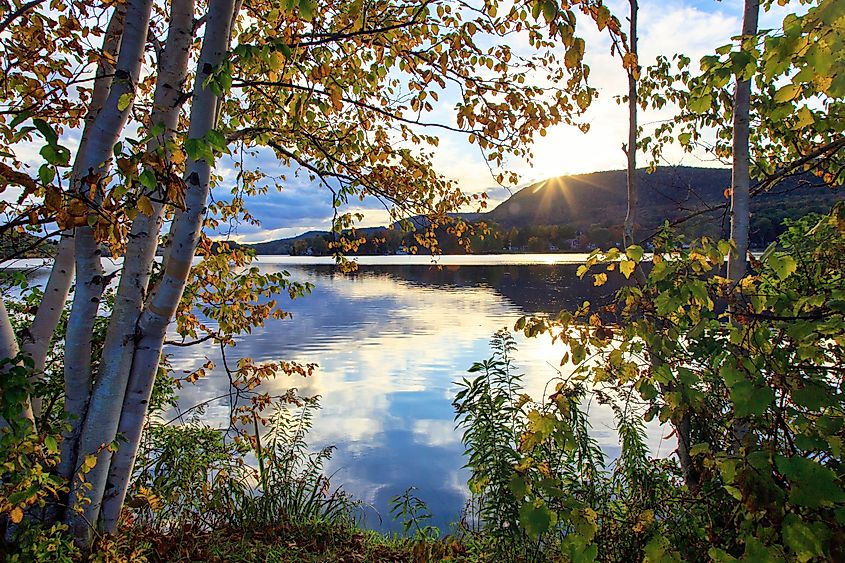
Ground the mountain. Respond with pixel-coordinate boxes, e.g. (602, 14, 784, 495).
(247, 226, 388, 255)
(487, 166, 839, 238)
(0, 230, 57, 260)
(245, 166, 842, 254)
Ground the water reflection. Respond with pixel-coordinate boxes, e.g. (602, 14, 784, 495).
(167, 259, 666, 532)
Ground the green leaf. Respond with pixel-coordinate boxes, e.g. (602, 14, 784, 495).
(708, 547, 738, 562)
(625, 245, 644, 262)
(519, 500, 555, 537)
(38, 164, 55, 185)
(117, 92, 135, 112)
(742, 538, 777, 562)
(205, 129, 229, 152)
(730, 381, 773, 417)
(776, 456, 845, 508)
(298, 0, 314, 20)
(564, 536, 598, 563)
(688, 93, 712, 114)
(570, 507, 597, 542)
(10, 110, 33, 129)
(782, 514, 827, 562)
(644, 535, 681, 563)
(542, 0, 557, 24)
(793, 382, 832, 410)
(768, 253, 797, 280)
(40, 144, 71, 166)
(509, 474, 528, 500)
(32, 118, 58, 145)
(184, 137, 216, 164)
(139, 169, 157, 190)
(44, 435, 58, 453)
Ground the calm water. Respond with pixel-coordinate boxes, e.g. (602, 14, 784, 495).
(167, 255, 666, 532)
(7, 255, 667, 533)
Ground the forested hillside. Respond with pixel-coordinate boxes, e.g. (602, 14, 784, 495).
(249, 166, 841, 254)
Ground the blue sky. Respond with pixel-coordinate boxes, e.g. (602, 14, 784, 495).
(6, 1, 799, 243)
(224, 0, 800, 243)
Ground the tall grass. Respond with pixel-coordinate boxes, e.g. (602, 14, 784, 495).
(127, 392, 354, 534)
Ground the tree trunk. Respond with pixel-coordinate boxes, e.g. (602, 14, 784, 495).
(18, 3, 126, 421)
(67, 0, 236, 542)
(727, 0, 759, 454)
(727, 0, 760, 282)
(60, 0, 155, 544)
(0, 299, 34, 427)
(97, 0, 197, 532)
(57, 231, 104, 483)
(21, 234, 74, 419)
(623, 0, 638, 249)
(51, 0, 125, 482)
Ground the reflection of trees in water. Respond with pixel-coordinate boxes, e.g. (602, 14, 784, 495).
(297, 264, 626, 315)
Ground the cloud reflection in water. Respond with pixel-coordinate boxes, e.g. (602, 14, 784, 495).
(165, 261, 667, 532)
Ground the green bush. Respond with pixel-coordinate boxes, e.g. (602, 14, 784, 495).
(460, 206, 845, 561)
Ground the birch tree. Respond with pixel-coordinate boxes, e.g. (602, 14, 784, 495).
(622, 0, 638, 249)
(727, 0, 760, 282)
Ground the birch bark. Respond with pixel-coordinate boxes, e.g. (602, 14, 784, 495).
(727, 0, 760, 455)
(60, 0, 155, 543)
(727, 0, 760, 282)
(623, 0, 638, 249)
(97, 0, 196, 532)
(68, 0, 236, 541)
(18, 3, 126, 421)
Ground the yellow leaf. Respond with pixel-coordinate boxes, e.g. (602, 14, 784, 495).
(137, 195, 154, 216)
(10, 507, 23, 524)
(633, 509, 654, 533)
(620, 260, 636, 279)
(593, 273, 608, 286)
(82, 454, 97, 472)
(117, 92, 134, 112)
(774, 83, 800, 103)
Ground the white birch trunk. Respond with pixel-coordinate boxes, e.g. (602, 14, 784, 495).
(623, 0, 638, 249)
(61, 0, 155, 544)
(21, 234, 74, 419)
(727, 0, 760, 283)
(67, 0, 236, 541)
(727, 0, 759, 455)
(57, 230, 104, 483)
(19, 4, 126, 420)
(0, 299, 34, 426)
(96, 0, 197, 532)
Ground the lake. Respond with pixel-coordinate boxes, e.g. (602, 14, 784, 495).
(8, 254, 668, 533)
(166, 255, 667, 533)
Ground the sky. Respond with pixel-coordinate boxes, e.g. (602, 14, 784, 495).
(4, 1, 800, 244)
(228, 0, 799, 243)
